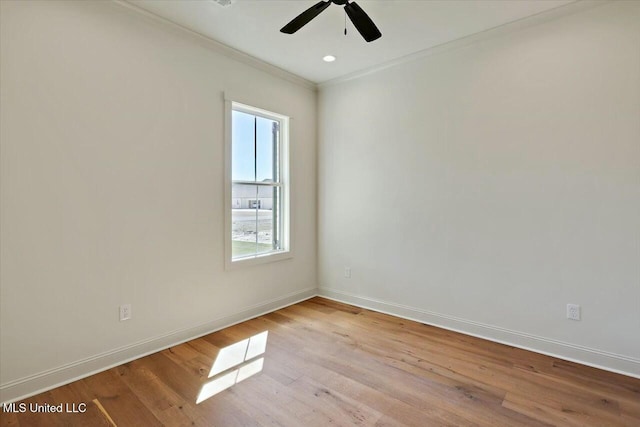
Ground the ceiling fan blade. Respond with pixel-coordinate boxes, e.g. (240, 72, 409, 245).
(280, 1, 332, 34)
(344, 1, 381, 42)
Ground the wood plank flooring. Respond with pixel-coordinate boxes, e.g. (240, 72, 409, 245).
(1, 297, 639, 426)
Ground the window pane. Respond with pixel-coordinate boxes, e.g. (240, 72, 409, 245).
(231, 184, 279, 259)
(256, 186, 279, 254)
(232, 110, 255, 181)
(232, 183, 257, 258)
(229, 102, 287, 265)
(256, 116, 277, 183)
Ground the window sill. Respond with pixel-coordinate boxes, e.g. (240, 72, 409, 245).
(225, 250, 293, 271)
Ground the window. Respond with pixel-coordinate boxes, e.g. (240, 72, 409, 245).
(226, 101, 290, 267)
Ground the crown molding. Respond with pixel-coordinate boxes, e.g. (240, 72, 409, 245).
(318, 0, 608, 88)
(113, 1, 317, 91)
(114, 1, 608, 92)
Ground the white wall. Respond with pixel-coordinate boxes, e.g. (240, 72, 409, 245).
(318, 1, 640, 376)
(0, 0, 316, 401)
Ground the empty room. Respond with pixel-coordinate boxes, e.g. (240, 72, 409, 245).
(1, 0, 639, 425)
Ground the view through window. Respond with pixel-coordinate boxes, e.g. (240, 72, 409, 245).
(230, 104, 287, 261)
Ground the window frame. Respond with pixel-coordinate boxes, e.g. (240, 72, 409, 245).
(224, 99, 292, 270)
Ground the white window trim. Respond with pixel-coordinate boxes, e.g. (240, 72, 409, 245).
(224, 99, 293, 270)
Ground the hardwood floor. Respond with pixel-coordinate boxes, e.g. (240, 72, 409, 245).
(2, 297, 639, 426)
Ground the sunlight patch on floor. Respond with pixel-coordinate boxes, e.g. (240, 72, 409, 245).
(196, 331, 268, 404)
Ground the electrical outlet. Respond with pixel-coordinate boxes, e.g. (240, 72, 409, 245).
(344, 267, 351, 278)
(119, 304, 132, 321)
(566, 303, 580, 321)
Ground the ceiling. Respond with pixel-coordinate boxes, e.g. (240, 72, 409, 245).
(128, 0, 575, 84)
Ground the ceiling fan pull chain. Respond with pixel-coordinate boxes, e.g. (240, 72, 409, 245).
(344, 10, 347, 35)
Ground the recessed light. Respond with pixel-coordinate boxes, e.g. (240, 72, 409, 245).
(323, 55, 336, 63)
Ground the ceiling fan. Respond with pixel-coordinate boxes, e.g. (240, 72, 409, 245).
(280, 0, 382, 43)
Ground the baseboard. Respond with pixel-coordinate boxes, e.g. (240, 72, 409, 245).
(0, 287, 317, 404)
(318, 287, 640, 379)
(4, 285, 637, 404)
